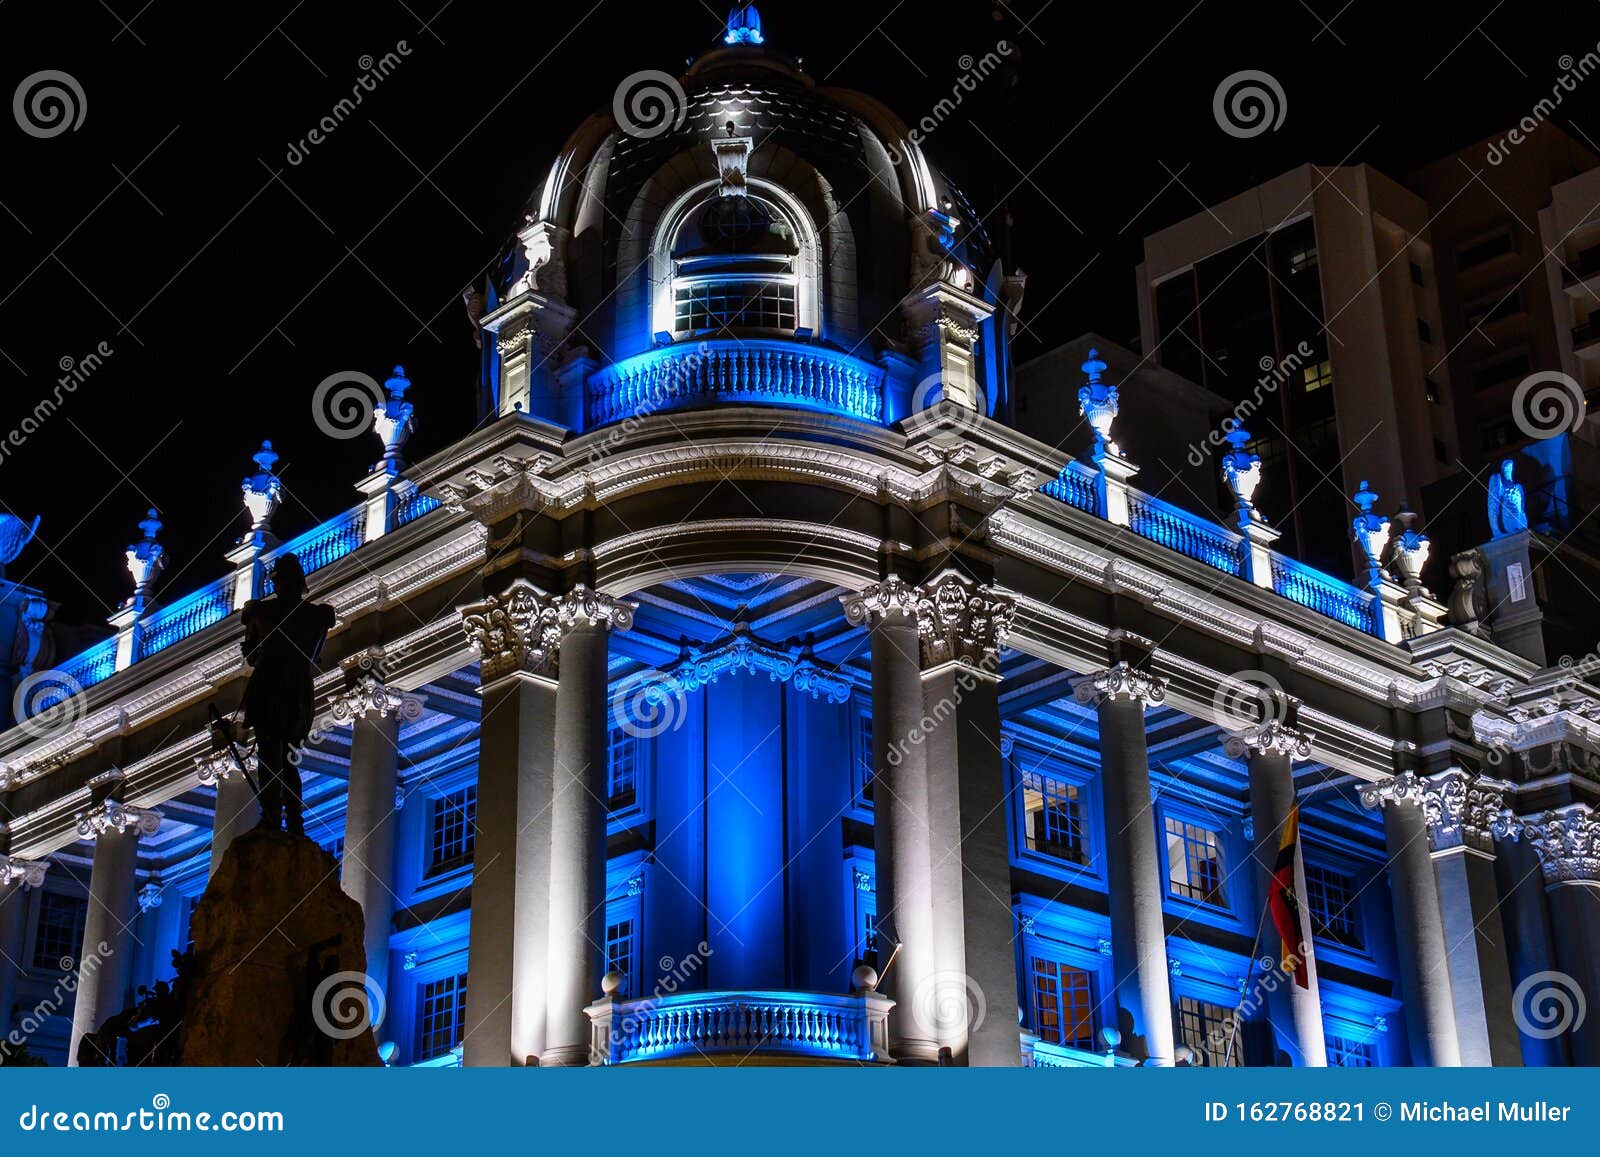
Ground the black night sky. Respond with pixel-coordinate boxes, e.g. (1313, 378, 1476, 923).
(2, 0, 1597, 625)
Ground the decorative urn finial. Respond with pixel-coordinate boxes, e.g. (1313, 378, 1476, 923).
(1220, 427, 1263, 527)
(373, 365, 416, 475)
(242, 440, 283, 544)
(1390, 504, 1432, 595)
(1077, 348, 1120, 457)
(124, 508, 166, 612)
(1351, 480, 1391, 584)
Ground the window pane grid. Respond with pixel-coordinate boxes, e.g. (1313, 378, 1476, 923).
(1165, 817, 1227, 905)
(1022, 771, 1089, 865)
(1304, 865, 1362, 947)
(1177, 996, 1240, 1066)
(429, 786, 477, 874)
(415, 973, 468, 1061)
(33, 893, 86, 969)
(673, 280, 796, 333)
(608, 729, 637, 807)
(1030, 958, 1096, 1049)
(1328, 1034, 1376, 1067)
(606, 919, 635, 998)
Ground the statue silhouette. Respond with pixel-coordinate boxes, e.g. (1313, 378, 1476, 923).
(240, 555, 335, 835)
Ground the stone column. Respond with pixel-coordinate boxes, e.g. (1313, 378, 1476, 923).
(1418, 771, 1522, 1066)
(1075, 662, 1174, 1066)
(913, 572, 1019, 1067)
(543, 588, 632, 1067)
(842, 578, 940, 1064)
(1508, 805, 1600, 1066)
(1360, 774, 1462, 1066)
(330, 676, 421, 1021)
(67, 802, 160, 1065)
(1228, 721, 1326, 1066)
(1495, 833, 1568, 1065)
(459, 580, 561, 1067)
(196, 752, 258, 877)
(0, 856, 47, 1037)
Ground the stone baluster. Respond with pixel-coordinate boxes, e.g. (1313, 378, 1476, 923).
(67, 801, 161, 1065)
(1360, 773, 1463, 1065)
(1075, 661, 1174, 1065)
(1226, 719, 1326, 1065)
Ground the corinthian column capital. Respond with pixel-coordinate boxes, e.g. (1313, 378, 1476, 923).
(1499, 803, 1600, 884)
(460, 578, 564, 682)
(912, 571, 1015, 671)
(1361, 769, 1513, 854)
(1074, 661, 1167, 709)
(1223, 719, 1315, 761)
(841, 576, 922, 626)
(75, 801, 162, 840)
(328, 673, 425, 726)
(552, 586, 635, 634)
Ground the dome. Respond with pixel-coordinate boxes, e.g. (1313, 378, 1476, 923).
(473, 6, 1016, 431)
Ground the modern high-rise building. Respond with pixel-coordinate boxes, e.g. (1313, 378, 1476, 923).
(1, 8, 1597, 1074)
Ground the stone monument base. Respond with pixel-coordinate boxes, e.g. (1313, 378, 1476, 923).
(179, 828, 381, 1066)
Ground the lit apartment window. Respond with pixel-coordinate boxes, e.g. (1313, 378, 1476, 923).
(1301, 359, 1333, 393)
(1304, 865, 1362, 948)
(415, 972, 468, 1061)
(1327, 1034, 1376, 1067)
(428, 785, 478, 875)
(1288, 246, 1319, 275)
(1030, 958, 1097, 1048)
(1177, 996, 1240, 1066)
(608, 729, 637, 808)
(605, 919, 636, 998)
(1165, 817, 1226, 906)
(1424, 378, 1440, 404)
(33, 893, 86, 969)
(1021, 770, 1090, 865)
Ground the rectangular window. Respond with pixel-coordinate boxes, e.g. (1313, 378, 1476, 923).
(856, 711, 874, 804)
(860, 909, 879, 958)
(1021, 771, 1090, 865)
(415, 973, 469, 1061)
(1165, 817, 1227, 906)
(1300, 359, 1333, 393)
(1288, 245, 1319, 275)
(1416, 318, 1433, 343)
(1457, 229, 1514, 271)
(1409, 261, 1425, 286)
(428, 785, 477, 875)
(1327, 1034, 1376, 1067)
(674, 280, 796, 333)
(608, 729, 637, 808)
(33, 893, 86, 969)
(1030, 958, 1097, 1049)
(1304, 865, 1362, 948)
(606, 919, 636, 998)
(1177, 996, 1240, 1066)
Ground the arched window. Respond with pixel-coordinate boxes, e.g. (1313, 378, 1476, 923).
(651, 182, 819, 341)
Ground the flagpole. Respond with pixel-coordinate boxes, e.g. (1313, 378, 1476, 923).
(1223, 900, 1271, 1066)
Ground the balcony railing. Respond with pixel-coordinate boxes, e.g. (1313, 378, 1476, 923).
(586, 989, 894, 1065)
(587, 339, 887, 427)
(138, 577, 237, 659)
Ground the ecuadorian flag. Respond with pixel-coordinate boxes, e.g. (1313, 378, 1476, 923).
(1271, 807, 1310, 989)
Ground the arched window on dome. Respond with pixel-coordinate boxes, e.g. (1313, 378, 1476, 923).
(651, 183, 819, 342)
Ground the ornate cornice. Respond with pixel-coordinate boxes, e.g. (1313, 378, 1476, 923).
(0, 854, 47, 889)
(629, 627, 851, 710)
(328, 673, 425, 725)
(1073, 661, 1167, 709)
(75, 801, 162, 840)
(914, 572, 1015, 671)
(1223, 720, 1315, 761)
(1499, 804, 1600, 885)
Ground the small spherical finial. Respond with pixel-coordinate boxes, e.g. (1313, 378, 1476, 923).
(1174, 1044, 1196, 1065)
(1101, 1026, 1122, 1050)
(851, 963, 880, 993)
(601, 971, 625, 996)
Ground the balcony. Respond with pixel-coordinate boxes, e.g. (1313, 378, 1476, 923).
(1573, 317, 1600, 359)
(587, 339, 888, 427)
(585, 989, 894, 1066)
